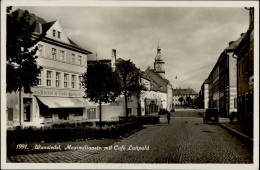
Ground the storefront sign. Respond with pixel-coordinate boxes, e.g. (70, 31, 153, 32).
(32, 88, 84, 97)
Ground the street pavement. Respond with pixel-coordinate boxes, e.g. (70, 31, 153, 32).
(7, 110, 253, 163)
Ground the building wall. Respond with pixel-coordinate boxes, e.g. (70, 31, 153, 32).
(6, 25, 91, 127)
(204, 84, 209, 109)
(96, 105, 123, 120)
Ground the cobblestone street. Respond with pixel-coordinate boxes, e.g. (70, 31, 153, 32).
(7, 110, 253, 163)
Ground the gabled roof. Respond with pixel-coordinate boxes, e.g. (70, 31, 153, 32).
(172, 88, 198, 95)
(14, 9, 91, 54)
(41, 21, 56, 33)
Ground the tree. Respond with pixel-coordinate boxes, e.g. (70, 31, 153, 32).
(186, 96, 192, 106)
(115, 59, 144, 118)
(6, 6, 45, 94)
(178, 97, 184, 106)
(82, 63, 121, 129)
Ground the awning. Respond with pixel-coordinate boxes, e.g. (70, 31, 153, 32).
(36, 96, 96, 108)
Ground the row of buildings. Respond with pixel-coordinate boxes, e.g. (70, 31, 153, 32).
(6, 9, 174, 127)
(198, 8, 254, 125)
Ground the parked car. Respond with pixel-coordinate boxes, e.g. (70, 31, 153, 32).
(203, 108, 219, 124)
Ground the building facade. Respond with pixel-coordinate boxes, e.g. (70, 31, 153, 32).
(235, 8, 254, 123)
(198, 79, 209, 109)
(142, 68, 172, 112)
(6, 10, 97, 127)
(207, 34, 245, 116)
(172, 88, 198, 106)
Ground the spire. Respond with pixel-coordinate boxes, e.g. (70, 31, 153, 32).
(157, 38, 161, 50)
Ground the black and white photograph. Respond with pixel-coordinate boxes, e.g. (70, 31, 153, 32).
(1, 0, 259, 169)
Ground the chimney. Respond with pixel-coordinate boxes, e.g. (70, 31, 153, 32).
(228, 41, 235, 46)
(112, 49, 117, 61)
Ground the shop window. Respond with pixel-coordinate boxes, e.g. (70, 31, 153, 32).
(78, 55, 82, 65)
(56, 72, 61, 87)
(71, 53, 75, 63)
(52, 48, 57, 59)
(74, 108, 83, 116)
(60, 50, 65, 61)
(58, 112, 69, 120)
(46, 71, 52, 86)
(37, 71, 42, 86)
(64, 74, 69, 88)
(38, 44, 44, 56)
(71, 75, 75, 88)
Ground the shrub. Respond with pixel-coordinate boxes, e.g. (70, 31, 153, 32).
(7, 120, 143, 144)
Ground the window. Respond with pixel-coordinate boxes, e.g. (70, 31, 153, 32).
(60, 50, 65, 61)
(37, 71, 42, 85)
(71, 75, 75, 88)
(38, 44, 44, 56)
(245, 53, 249, 72)
(234, 98, 237, 109)
(78, 76, 82, 89)
(52, 48, 57, 59)
(53, 29, 56, 37)
(78, 55, 82, 65)
(58, 31, 61, 38)
(46, 71, 52, 86)
(56, 72, 61, 87)
(72, 53, 75, 63)
(64, 74, 69, 88)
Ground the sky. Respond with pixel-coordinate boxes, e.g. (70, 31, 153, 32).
(13, 5, 250, 92)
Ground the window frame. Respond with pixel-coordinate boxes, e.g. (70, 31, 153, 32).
(46, 71, 52, 86)
(64, 73, 69, 88)
(56, 72, 61, 87)
(52, 48, 57, 59)
(71, 75, 76, 88)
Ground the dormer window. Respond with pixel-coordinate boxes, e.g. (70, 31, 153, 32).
(58, 31, 61, 38)
(53, 29, 56, 37)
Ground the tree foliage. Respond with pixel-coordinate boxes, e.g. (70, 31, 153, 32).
(178, 97, 184, 105)
(115, 59, 144, 117)
(82, 63, 121, 128)
(6, 6, 44, 93)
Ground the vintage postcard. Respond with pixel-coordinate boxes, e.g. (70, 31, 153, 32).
(1, 0, 259, 170)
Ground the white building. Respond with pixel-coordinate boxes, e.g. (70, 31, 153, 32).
(6, 10, 98, 127)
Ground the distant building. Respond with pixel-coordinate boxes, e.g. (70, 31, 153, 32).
(142, 68, 173, 112)
(6, 10, 96, 127)
(199, 79, 209, 109)
(172, 88, 198, 106)
(234, 8, 254, 123)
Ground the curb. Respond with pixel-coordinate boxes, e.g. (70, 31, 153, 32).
(219, 123, 253, 144)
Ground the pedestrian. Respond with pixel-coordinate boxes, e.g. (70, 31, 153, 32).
(167, 112, 171, 124)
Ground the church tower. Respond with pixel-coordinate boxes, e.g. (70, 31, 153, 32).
(154, 40, 165, 78)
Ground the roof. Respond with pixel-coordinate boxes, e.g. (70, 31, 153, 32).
(14, 9, 91, 54)
(172, 88, 198, 95)
(225, 33, 246, 52)
(203, 79, 209, 84)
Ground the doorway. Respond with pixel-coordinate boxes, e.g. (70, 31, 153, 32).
(23, 98, 32, 122)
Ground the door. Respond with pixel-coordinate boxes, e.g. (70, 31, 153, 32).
(23, 98, 32, 122)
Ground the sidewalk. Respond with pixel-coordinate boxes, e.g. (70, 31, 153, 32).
(220, 119, 253, 142)
(200, 111, 253, 144)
